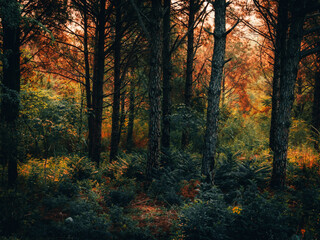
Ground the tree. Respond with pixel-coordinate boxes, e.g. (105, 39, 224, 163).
(130, 0, 162, 179)
(0, 0, 21, 186)
(0, 0, 68, 185)
(182, 0, 199, 149)
(202, 0, 238, 184)
(312, 50, 320, 152)
(126, 74, 135, 152)
(161, 0, 172, 152)
(269, 0, 287, 151)
(146, 0, 162, 179)
(110, 0, 122, 161)
(269, 0, 319, 188)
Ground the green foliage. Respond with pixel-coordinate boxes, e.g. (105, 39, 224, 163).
(108, 205, 154, 240)
(213, 151, 271, 203)
(179, 187, 232, 240)
(52, 200, 110, 240)
(115, 152, 147, 182)
(170, 104, 205, 151)
(104, 188, 135, 207)
(148, 151, 201, 206)
(0, 190, 29, 237)
(287, 159, 320, 239)
(20, 86, 82, 158)
(231, 185, 294, 240)
(178, 183, 295, 240)
(218, 112, 269, 156)
(30, 199, 111, 240)
(68, 156, 97, 182)
(57, 179, 80, 198)
(289, 119, 312, 147)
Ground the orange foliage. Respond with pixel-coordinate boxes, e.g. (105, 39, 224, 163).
(129, 193, 177, 238)
(180, 179, 200, 201)
(288, 147, 319, 169)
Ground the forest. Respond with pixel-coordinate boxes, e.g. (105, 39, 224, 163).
(0, 0, 320, 239)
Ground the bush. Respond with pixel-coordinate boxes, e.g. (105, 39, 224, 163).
(287, 159, 320, 239)
(230, 184, 294, 240)
(178, 183, 295, 240)
(213, 151, 271, 203)
(68, 156, 97, 182)
(178, 187, 232, 240)
(108, 205, 154, 240)
(105, 188, 135, 207)
(148, 151, 201, 206)
(0, 190, 29, 237)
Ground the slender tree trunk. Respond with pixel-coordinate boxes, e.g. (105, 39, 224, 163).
(110, 0, 122, 161)
(202, 0, 227, 184)
(146, 0, 162, 179)
(312, 51, 320, 152)
(271, 0, 306, 188)
(82, 0, 94, 159)
(0, 0, 21, 186)
(270, 0, 288, 151)
(126, 80, 135, 152)
(161, 0, 172, 152)
(294, 78, 304, 118)
(119, 89, 126, 142)
(91, 0, 106, 165)
(182, 0, 195, 149)
(221, 71, 225, 106)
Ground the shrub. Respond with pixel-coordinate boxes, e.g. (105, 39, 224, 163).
(213, 151, 271, 203)
(68, 156, 96, 182)
(178, 183, 295, 240)
(230, 184, 295, 240)
(0, 190, 29, 237)
(178, 187, 232, 240)
(108, 205, 154, 240)
(148, 151, 201, 206)
(105, 188, 135, 207)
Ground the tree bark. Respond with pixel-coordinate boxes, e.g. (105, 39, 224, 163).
(119, 89, 126, 143)
(312, 50, 320, 152)
(294, 78, 304, 118)
(269, 0, 288, 151)
(146, 0, 162, 180)
(0, 0, 21, 186)
(270, 0, 306, 189)
(91, 0, 106, 165)
(202, 0, 227, 184)
(161, 0, 172, 152)
(110, 0, 122, 161)
(126, 80, 135, 152)
(82, 0, 94, 160)
(182, 0, 195, 149)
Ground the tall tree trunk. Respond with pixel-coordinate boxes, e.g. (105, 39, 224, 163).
(312, 51, 320, 152)
(119, 89, 126, 142)
(83, 0, 94, 159)
(182, 0, 195, 149)
(202, 0, 227, 184)
(270, 0, 306, 188)
(269, 0, 288, 151)
(146, 0, 162, 180)
(91, 0, 106, 165)
(294, 78, 304, 118)
(126, 80, 135, 152)
(0, 0, 21, 186)
(110, 0, 122, 161)
(161, 0, 172, 152)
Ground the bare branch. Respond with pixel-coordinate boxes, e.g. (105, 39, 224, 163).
(129, 0, 150, 40)
(225, 19, 240, 36)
